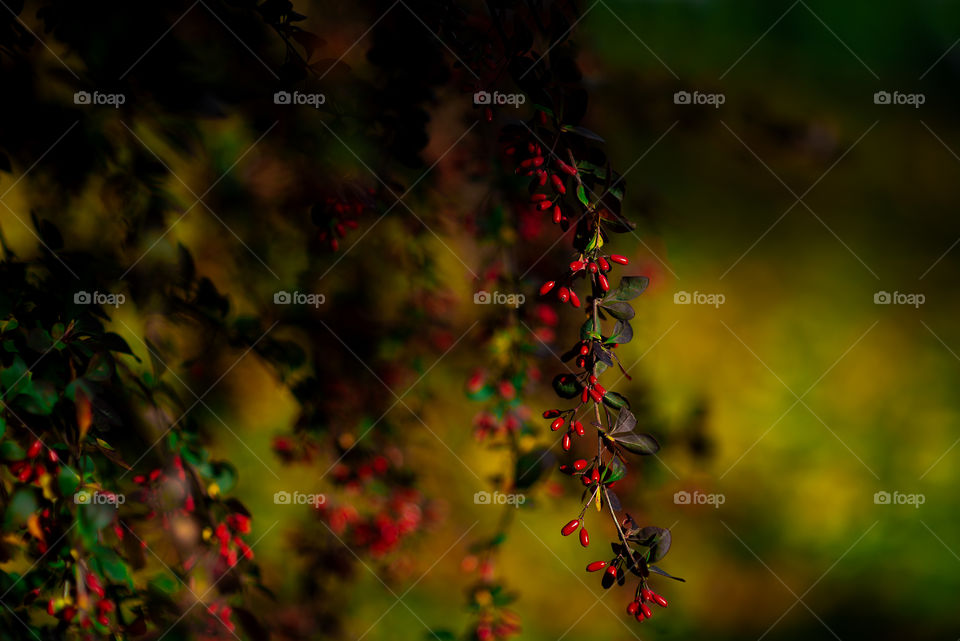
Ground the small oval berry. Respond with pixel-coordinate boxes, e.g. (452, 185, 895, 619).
(581, 387, 590, 403)
(569, 290, 580, 308)
(543, 409, 561, 418)
(550, 417, 565, 431)
(605, 564, 618, 576)
(588, 262, 598, 273)
(561, 519, 580, 536)
(557, 287, 570, 303)
(552, 205, 562, 224)
(580, 344, 590, 355)
(537, 199, 553, 211)
(27, 440, 42, 459)
(539, 281, 556, 296)
(610, 254, 629, 265)
(640, 603, 653, 619)
(530, 193, 548, 202)
(626, 601, 640, 616)
(562, 433, 572, 451)
(573, 459, 588, 471)
(586, 560, 607, 572)
(589, 375, 598, 385)
(551, 174, 566, 194)
(579, 527, 590, 547)
(598, 273, 610, 291)
(652, 593, 668, 608)
(598, 257, 611, 272)
(570, 260, 585, 272)
(574, 421, 585, 436)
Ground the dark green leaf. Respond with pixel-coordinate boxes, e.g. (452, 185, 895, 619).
(630, 526, 672, 563)
(561, 125, 605, 143)
(610, 408, 636, 435)
(608, 320, 633, 345)
(552, 373, 580, 399)
(600, 301, 635, 321)
(602, 391, 630, 410)
(615, 432, 660, 456)
(611, 276, 649, 302)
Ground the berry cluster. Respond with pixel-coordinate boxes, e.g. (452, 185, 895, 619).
(311, 186, 375, 251)
(44, 571, 115, 631)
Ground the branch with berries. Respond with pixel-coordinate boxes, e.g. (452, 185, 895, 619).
(504, 104, 685, 625)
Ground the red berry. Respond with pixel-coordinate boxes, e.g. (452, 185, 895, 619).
(627, 601, 640, 615)
(586, 561, 607, 572)
(605, 564, 618, 576)
(591, 469, 600, 484)
(551, 174, 566, 194)
(552, 205, 562, 225)
(641, 588, 653, 601)
(579, 528, 589, 547)
(598, 257, 611, 272)
(588, 262, 598, 273)
(594, 384, 606, 396)
(47, 449, 58, 463)
(561, 519, 580, 536)
(635, 611, 645, 622)
(582, 473, 593, 486)
(568, 289, 580, 308)
(558, 161, 578, 176)
(569, 260, 585, 272)
(27, 440, 42, 459)
(539, 281, 556, 296)
(562, 433, 572, 451)
(557, 287, 570, 303)
(530, 193, 548, 202)
(589, 387, 603, 403)
(543, 409, 561, 418)
(573, 459, 588, 471)
(640, 603, 653, 618)
(550, 417, 565, 431)
(574, 421, 585, 436)
(589, 375, 598, 385)
(579, 344, 590, 355)
(598, 273, 610, 291)
(581, 387, 590, 403)
(537, 200, 553, 211)
(610, 254, 629, 265)
(652, 593, 668, 608)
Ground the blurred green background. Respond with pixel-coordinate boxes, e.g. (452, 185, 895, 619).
(4, 1, 960, 639)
